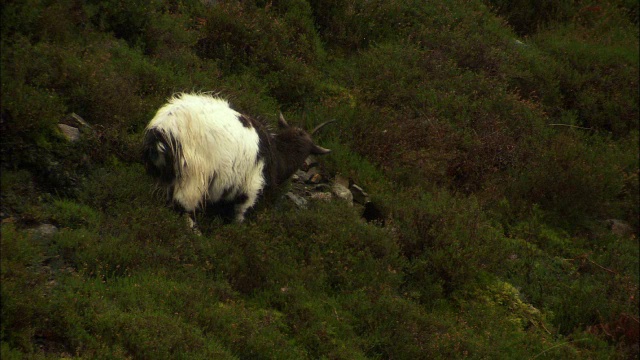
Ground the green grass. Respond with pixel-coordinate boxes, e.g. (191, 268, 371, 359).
(1, 0, 638, 358)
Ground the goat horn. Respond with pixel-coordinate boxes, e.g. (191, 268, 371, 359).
(311, 119, 337, 135)
(278, 112, 289, 128)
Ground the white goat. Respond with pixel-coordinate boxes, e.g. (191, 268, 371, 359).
(142, 93, 334, 230)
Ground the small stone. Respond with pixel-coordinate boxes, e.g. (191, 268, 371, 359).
(332, 182, 353, 205)
(334, 174, 350, 188)
(349, 184, 369, 205)
(302, 155, 319, 171)
(27, 223, 58, 238)
(1, 216, 16, 224)
(606, 219, 635, 238)
(286, 192, 308, 209)
(69, 113, 91, 128)
(303, 168, 319, 182)
(308, 173, 323, 184)
(294, 170, 307, 182)
(58, 124, 80, 142)
(311, 192, 333, 201)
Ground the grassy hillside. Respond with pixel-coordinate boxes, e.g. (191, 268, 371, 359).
(1, 0, 638, 358)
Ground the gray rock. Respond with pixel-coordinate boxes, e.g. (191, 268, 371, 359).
(286, 192, 308, 209)
(606, 219, 635, 238)
(58, 124, 81, 142)
(27, 223, 58, 238)
(302, 155, 319, 171)
(349, 184, 369, 205)
(311, 192, 333, 201)
(512, 39, 528, 47)
(64, 113, 92, 129)
(334, 174, 350, 188)
(293, 170, 307, 182)
(332, 182, 353, 205)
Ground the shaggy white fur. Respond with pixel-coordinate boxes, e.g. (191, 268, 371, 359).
(145, 93, 265, 222)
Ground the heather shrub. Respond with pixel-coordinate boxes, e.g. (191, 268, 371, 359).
(195, 0, 325, 107)
(393, 190, 510, 297)
(506, 131, 635, 229)
(532, 27, 639, 136)
(485, 0, 638, 36)
(0, 225, 50, 353)
(1, 0, 637, 358)
(502, 217, 639, 346)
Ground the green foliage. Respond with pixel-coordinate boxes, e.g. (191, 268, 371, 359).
(485, 0, 639, 36)
(0, 224, 49, 353)
(506, 131, 636, 229)
(1, 0, 637, 358)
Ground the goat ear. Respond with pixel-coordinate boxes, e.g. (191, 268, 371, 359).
(278, 112, 289, 129)
(311, 144, 331, 155)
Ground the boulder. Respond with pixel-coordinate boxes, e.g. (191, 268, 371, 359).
(58, 124, 81, 142)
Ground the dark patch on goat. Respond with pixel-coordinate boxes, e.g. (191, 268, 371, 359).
(235, 193, 249, 204)
(235, 114, 278, 188)
(238, 114, 254, 129)
(205, 193, 250, 224)
(271, 128, 318, 185)
(142, 128, 182, 185)
(252, 117, 325, 188)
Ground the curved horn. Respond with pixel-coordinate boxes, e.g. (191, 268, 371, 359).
(311, 119, 337, 135)
(278, 112, 289, 129)
(311, 144, 331, 155)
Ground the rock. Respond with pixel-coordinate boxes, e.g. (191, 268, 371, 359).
(58, 124, 80, 142)
(332, 182, 353, 205)
(334, 174, 350, 188)
(63, 112, 92, 129)
(302, 167, 328, 184)
(308, 173, 323, 184)
(2, 216, 16, 224)
(349, 184, 369, 205)
(606, 219, 635, 238)
(286, 192, 308, 209)
(303, 168, 319, 182)
(312, 183, 331, 192)
(293, 170, 307, 182)
(512, 39, 528, 47)
(302, 155, 319, 171)
(311, 192, 333, 201)
(27, 223, 58, 239)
